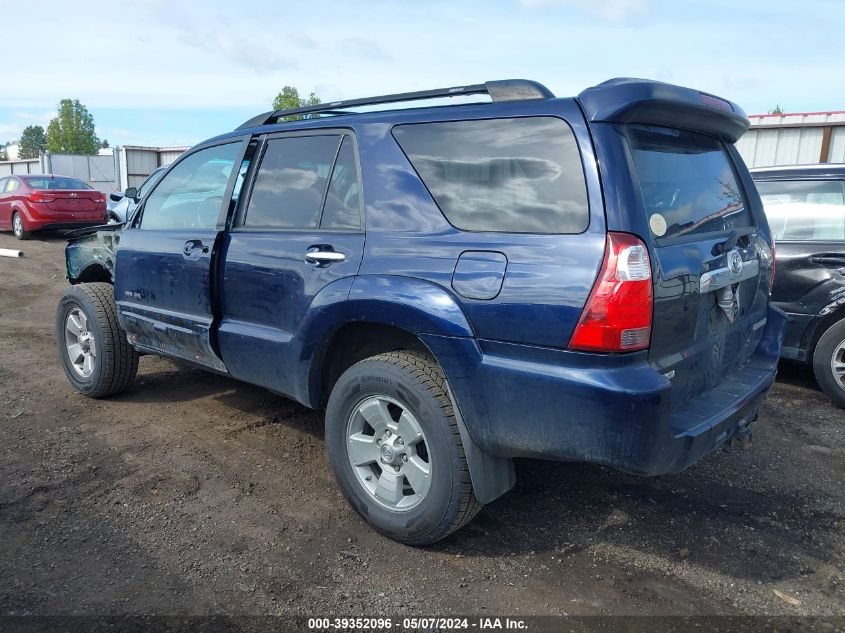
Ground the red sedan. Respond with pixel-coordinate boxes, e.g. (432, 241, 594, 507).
(0, 174, 107, 240)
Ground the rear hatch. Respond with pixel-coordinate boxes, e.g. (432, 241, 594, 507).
(625, 124, 772, 407)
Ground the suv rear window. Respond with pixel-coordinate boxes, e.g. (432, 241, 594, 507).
(628, 125, 753, 239)
(393, 117, 588, 234)
(757, 179, 845, 241)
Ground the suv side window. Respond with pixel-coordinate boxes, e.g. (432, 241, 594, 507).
(140, 143, 241, 230)
(320, 137, 361, 230)
(393, 117, 589, 234)
(243, 135, 341, 229)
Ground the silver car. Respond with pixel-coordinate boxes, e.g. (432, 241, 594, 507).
(107, 165, 167, 223)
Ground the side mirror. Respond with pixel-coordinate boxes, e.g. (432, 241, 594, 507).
(124, 186, 139, 201)
(109, 192, 124, 202)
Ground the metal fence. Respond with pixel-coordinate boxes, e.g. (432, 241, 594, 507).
(737, 111, 845, 168)
(43, 153, 117, 193)
(0, 146, 187, 192)
(0, 158, 40, 177)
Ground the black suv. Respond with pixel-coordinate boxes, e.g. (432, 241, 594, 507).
(753, 164, 845, 406)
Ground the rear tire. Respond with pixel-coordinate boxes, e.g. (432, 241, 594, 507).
(812, 319, 845, 409)
(56, 282, 139, 398)
(325, 351, 481, 545)
(12, 212, 29, 240)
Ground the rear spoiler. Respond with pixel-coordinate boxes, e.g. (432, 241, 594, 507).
(577, 78, 749, 143)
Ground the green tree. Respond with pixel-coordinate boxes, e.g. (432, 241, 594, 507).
(768, 104, 784, 115)
(18, 125, 47, 159)
(272, 86, 321, 121)
(101, 139, 110, 149)
(46, 99, 100, 154)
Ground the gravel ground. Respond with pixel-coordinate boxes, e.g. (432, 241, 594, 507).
(0, 231, 843, 618)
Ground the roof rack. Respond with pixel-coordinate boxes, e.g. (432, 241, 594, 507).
(236, 79, 554, 130)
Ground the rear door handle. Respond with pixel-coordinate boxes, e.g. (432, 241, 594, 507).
(305, 250, 346, 264)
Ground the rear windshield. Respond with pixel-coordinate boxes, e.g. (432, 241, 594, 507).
(23, 176, 92, 190)
(393, 117, 589, 234)
(757, 179, 845, 241)
(628, 125, 752, 239)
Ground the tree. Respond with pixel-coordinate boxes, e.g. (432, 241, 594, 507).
(272, 86, 321, 121)
(768, 104, 785, 115)
(46, 99, 100, 154)
(18, 125, 47, 159)
(101, 139, 110, 149)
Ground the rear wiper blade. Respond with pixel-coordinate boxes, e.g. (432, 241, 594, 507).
(716, 227, 757, 253)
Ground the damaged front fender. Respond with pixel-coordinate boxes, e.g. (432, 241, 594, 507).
(65, 224, 123, 284)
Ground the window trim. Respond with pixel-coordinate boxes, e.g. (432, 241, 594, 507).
(390, 115, 591, 235)
(131, 135, 250, 231)
(233, 128, 364, 234)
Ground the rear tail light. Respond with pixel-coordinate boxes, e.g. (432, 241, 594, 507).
(28, 192, 56, 203)
(569, 232, 653, 353)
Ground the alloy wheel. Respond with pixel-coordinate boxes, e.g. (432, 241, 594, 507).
(64, 308, 97, 378)
(346, 395, 431, 511)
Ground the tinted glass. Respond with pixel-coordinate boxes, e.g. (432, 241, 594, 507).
(757, 179, 845, 241)
(393, 117, 588, 233)
(628, 125, 752, 239)
(22, 176, 92, 190)
(320, 137, 360, 230)
(245, 135, 340, 229)
(141, 143, 240, 230)
(6, 179, 19, 192)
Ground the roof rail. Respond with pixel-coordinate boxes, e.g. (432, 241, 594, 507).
(236, 79, 554, 130)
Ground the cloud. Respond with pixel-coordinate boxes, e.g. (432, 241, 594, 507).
(518, 0, 650, 21)
(336, 37, 391, 62)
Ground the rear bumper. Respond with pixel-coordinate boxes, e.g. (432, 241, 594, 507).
(21, 203, 105, 231)
(422, 305, 786, 476)
(28, 221, 105, 232)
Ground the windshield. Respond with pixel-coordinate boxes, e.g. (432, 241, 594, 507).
(628, 125, 753, 240)
(23, 176, 93, 190)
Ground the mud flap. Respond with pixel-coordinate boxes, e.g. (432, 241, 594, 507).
(445, 383, 515, 505)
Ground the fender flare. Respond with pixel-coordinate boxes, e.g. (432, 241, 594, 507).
(301, 274, 515, 504)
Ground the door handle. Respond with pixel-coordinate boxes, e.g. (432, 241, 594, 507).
(183, 240, 210, 259)
(809, 254, 845, 267)
(305, 250, 346, 264)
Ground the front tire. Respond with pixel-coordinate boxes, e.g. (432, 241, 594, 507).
(813, 319, 845, 408)
(12, 212, 29, 240)
(56, 282, 139, 398)
(325, 351, 481, 545)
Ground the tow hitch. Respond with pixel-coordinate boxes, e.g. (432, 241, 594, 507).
(723, 414, 757, 451)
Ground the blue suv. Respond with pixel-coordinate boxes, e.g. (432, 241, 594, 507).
(56, 78, 786, 544)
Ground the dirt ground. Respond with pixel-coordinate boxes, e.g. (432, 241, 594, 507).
(0, 231, 843, 618)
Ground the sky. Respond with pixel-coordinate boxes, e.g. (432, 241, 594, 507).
(1, 0, 843, 148)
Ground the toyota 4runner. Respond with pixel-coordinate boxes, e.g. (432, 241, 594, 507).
(57, 78, 786, 545)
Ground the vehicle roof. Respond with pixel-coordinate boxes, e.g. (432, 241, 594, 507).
(201, 77, 748, 146)
(751, 163, 845, 180)
(204, 97, 569, 145)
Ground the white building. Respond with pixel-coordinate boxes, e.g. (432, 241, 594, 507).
(736, 110, 845, 168)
